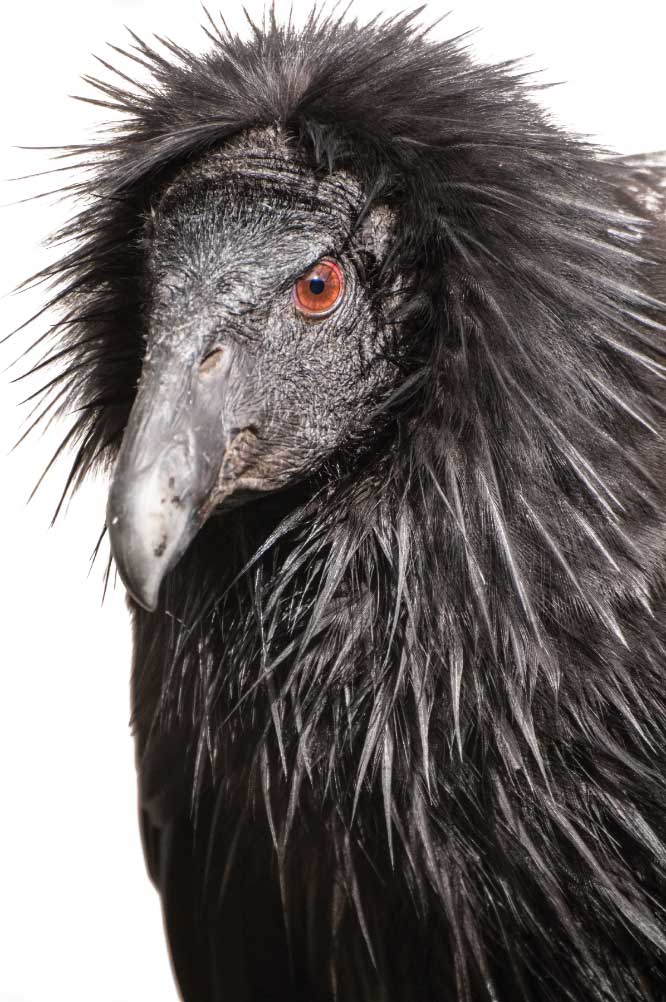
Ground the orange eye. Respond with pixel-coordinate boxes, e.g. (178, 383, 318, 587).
(292, 259, 344, 317)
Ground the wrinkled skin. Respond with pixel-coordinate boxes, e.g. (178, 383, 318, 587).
(108, 130, 397, 608)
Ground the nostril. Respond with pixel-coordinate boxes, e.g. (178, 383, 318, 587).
(199, 347, 225, 374)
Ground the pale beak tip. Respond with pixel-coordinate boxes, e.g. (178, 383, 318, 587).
(124, 574, 161, 613)
(108, 514, 166, 612)
(106, 482, 186, 614)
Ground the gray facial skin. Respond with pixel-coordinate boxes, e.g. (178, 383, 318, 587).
(106, 130, 397, 610)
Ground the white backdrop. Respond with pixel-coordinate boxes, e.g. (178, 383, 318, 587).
(1, 2, 664, 1000)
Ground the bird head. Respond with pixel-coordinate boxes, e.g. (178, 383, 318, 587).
(25, 11, 665, 649)
(107, 131, 398, 609)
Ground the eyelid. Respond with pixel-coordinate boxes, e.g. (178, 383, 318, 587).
(281, 252, 338, 291)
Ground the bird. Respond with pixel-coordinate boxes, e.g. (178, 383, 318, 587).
(20, 7, 666, 1001)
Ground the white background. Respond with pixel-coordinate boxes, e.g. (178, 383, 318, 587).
(1, 2, 664, 999)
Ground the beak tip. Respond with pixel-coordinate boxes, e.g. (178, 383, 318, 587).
(111, 536, 165, 612)
(126, 578, 161, 613)
(107, 496, 172, 614)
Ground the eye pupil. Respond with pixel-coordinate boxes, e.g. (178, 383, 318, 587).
(309, 277, 326, 295)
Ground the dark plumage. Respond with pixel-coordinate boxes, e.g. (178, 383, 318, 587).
(22, 9, 666, 1001)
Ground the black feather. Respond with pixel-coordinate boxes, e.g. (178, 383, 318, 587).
(20, 8, 666, 1001)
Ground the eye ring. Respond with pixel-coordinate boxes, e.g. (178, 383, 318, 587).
(292, 258, 344, 317)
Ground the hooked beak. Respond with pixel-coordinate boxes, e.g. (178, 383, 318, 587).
(107, 341, 243, 611)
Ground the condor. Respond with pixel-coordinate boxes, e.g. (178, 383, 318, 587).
(23, 10, 666, 1002)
